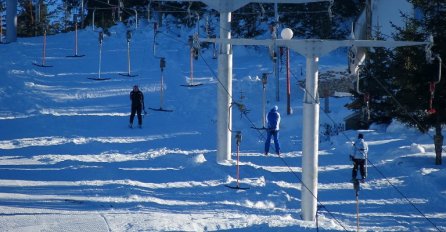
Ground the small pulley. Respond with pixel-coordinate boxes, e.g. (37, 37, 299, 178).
(235, 131, 242, 146)
(160, 57, 166, 72)
(363, 93, 370, 121)
(192, 33, 200, 60)
(126, 30, 132, 42)
(99, 31, 104, 45)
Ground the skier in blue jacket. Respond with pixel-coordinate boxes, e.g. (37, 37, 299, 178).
(350, 133, 368, 181)
(264, 105, 281, 155)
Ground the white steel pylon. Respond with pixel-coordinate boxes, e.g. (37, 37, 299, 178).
(150, 0, 429, 223)
(150, 0, 330, 164)
(202, 36, 430, 221)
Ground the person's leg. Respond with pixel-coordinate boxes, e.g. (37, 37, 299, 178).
(359, 159, 366, 179)
(264, 131, 272, 155)
(136, 105, 142, 126)
(129, 106, 136, 125)
(273, 131, 280, 155)
(352, 159, 359, 179)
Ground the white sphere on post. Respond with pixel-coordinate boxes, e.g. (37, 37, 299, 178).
(280, 28, 294, 40)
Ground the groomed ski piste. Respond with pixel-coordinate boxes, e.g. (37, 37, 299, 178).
(1, 13, 446, 232)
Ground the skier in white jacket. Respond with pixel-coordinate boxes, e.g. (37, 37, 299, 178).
(350, 133, 368, 181)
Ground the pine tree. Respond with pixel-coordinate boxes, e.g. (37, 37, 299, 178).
(17, 0, 57, 37)
(357, 30, 394, 126)
(392, 0, 445, 165)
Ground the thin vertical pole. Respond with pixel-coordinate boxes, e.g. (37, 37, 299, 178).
(98, 32, 103, 79)
(356, 193, 360, 232)
(160, 70, 164, 108)
(354, 180, 360, 232)
(286, 47, 291, 114)
(153, 22, 158, 56)
(236, 141, 240, 188)
(190, 47, 194, 84)
(92, 9, 96, 31)
(262, 84, 266, 128)
(274, 2, 280, 101)
(42, 30, 47, 65)
(158, 57, 166, 109)
(127, 41, 131, 75)
(80, 0, 84, 28)
(74, 22, 78, 55)
(261, 73, 267, 129)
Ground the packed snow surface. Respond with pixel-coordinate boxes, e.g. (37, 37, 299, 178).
(0, 18, 445, 232)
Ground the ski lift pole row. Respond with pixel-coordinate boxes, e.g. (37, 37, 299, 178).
(99, 32, 103, 79)
(32, 29, 52, 68)
(66, 14, 85, 58)
(88, 32, 109, 81)
(149, 57, 173, 112)
(225, 103, 249, 190)
(41, 29, 47, 66)
(127, 30, 132, 75)
(119, 30, 137, 77)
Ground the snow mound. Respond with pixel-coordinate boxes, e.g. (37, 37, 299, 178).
(386, 120, 418, 134)
(410, 143, 425, 153)
(192, 154, 207, 165)
(420, 168, 440, 176)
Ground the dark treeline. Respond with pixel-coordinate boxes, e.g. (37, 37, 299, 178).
(12, 0, 362, 39)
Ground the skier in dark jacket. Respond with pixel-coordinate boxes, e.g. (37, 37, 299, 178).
(264, 105, 281, 155)
(129, 85, 145, 128)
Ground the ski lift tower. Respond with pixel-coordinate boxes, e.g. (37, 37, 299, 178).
(208, 31, 430, 222)
(151, 0, 329, 164)
(152, 0, 430, 222)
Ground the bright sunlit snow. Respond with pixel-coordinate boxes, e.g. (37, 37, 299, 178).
(0, 5, 445, 232)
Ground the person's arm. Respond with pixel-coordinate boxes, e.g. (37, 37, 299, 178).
(363, 142, 368, 154)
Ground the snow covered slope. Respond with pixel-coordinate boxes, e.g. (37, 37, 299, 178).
(0, 20, 445, 231)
